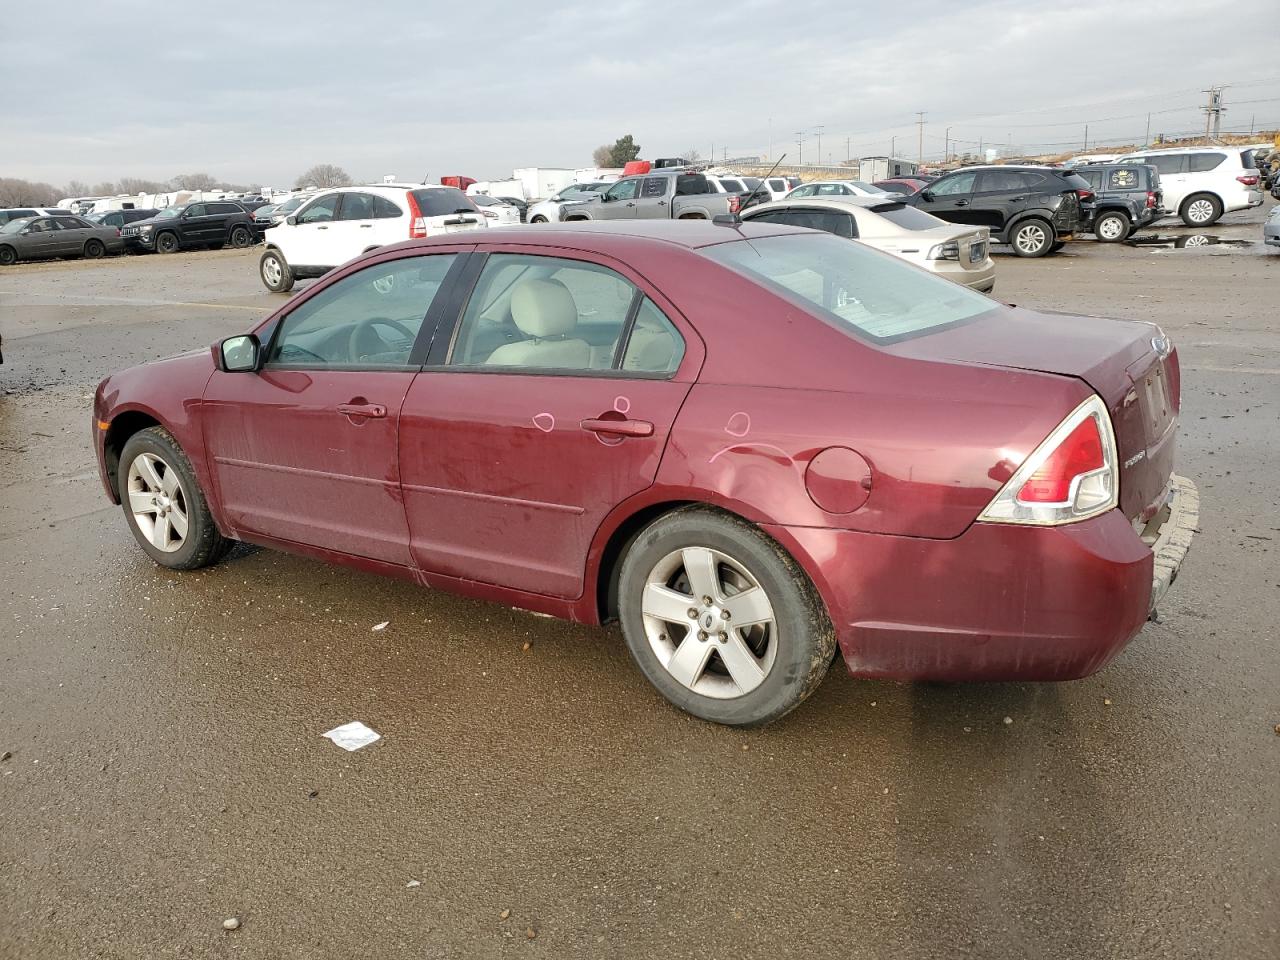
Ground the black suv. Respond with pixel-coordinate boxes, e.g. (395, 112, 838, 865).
(1072, 164, 1163, 242)
(903, 165, 1094, 257)
(121, 200, 261, 253)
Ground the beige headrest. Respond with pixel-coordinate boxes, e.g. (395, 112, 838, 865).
(510, 279, 577, 338)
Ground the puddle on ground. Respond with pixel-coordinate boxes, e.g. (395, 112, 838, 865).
(1125, 234, 1255, 250)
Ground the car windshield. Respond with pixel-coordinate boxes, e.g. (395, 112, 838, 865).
(0, 218, 33, 234)
(86, 213, 108, 223)
(868, 203, 946, 230)
(155, 207, 181, 219)
(705, 233, 996, 344)
(279, 197, 308, 213)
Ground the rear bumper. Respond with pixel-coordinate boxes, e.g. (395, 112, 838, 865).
(768, 477, 1198, 682)
(1144, 475, 1199, 615)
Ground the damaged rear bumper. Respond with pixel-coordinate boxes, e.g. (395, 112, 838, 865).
(1140, 474, 1199, 617)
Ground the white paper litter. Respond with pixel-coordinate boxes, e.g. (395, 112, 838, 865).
(322, 721, 382, 751)
(372, 621, 389, 632)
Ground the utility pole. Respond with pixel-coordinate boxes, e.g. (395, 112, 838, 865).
(890, 135, 896, 158)
(1144, 113, 1151, 146)
(1083, 124, 1088, 151)
(915, 111, 926, 164)
(1202, 86, 1227, 140)
(795, 132, 804, 166)
(845, 137, 851, 163)
(768, 118, 772, 160)
(944, 126, 951, 164)
(814, 125, 824, 166)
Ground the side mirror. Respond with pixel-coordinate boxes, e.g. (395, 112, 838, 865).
(918, 190, 934, 202)
(600, 194, 613, 203)
(286, 215, 297, 225)
(218, 334, 261, 372)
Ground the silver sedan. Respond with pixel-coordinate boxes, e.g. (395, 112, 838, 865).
(0, 214, 125, 265)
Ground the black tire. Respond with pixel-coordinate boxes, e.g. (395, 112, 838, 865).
(1009, 217, 1055, 257)
(530, 215, 548, 224)
(83, 238, 106, 259)
(155, 231, 180, 254)
(259, 248, 295, 293)
(1093, 210, 1130, 243)
(229, 225, 253, 248)
(1050, 240, 1067, 253)
(118, 426, 231, 571)
(1180, 192, 1222, 227)
(0, 245, 16, 266)
(617, 506, 836, 727)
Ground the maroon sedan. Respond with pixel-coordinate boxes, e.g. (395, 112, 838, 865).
(93, 221, 1198, 726)
(873, 177, 933, 195)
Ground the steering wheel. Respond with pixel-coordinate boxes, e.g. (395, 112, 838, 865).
(347, 316, 417, 362)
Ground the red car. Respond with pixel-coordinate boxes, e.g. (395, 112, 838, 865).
(93, 221, 1198, 726)
(873, 177, 933, 195)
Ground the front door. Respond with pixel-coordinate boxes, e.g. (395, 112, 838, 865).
(282, 193, 342, 267)
(916, 170, 978, 225)
(399, 249, 697, 598)
(202, 250, 465, 564)
(595, 178, 641, 220)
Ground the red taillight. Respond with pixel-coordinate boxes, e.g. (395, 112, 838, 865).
(728, 195, 741, 215)
(116, 228, 122, 236)
(1017, 417, 1105, 504)
(406, 191, 427, 239)
(1076, 189, 1095, 202)
(1237, 174, 1259, 186)
(1145, 191, 1157, 209)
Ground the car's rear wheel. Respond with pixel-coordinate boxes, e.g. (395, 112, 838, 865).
(617, 507, 835, 726)
(155, 231, 179, 254)
(229, 225, 253, 248)
(1180, 193, 1222, 227)
(119, 427, 230, 570)
(259, 248, 295, 292)
(1094, 211, 1130, 242)
(1011, 217, 1054, 257)
(0, 245, 16, 266)
(83, 238, 106, 258)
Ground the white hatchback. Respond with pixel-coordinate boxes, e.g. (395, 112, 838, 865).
(1119, 146, 1263, 226)
(259, 184, 486, 292)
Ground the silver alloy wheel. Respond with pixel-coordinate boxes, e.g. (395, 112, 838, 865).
(640, 546, 778, 699)
(126, 452, 189, 553)
(1187, 198, 1215, 224)
(1097, 215, 1126, 240)
(262, 254, 283, 286)
(1184, 234, 1210, 247)
(1015, 222, 1048, 254)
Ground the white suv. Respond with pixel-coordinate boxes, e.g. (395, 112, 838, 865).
(1119, 146, 1263, 226)
(259, 184, 486, 292)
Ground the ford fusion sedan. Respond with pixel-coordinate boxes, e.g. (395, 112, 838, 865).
(741, 196, 995, 292)
(0, 214, 124, 265)
(93, 221, 1197, 727)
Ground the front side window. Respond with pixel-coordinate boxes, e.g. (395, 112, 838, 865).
(296, 194, 340, 224)
(929, 172, 976, 196)
(605, 179, 640, 201)
(185, 204, 206, 218)
(449, 254, 677, 375)
(705, 234, 996, 344)
(1146, 155, 1186, 175)
(1187, 152, 1225, 173)
(266, 254, 457, 368)
(25, 218, 55, 233)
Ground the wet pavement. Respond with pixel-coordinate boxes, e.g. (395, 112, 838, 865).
(2, 208, 1278, 959)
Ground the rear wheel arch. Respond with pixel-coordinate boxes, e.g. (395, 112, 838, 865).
(678, 212, 707, 220)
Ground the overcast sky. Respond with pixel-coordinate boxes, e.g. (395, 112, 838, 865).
(4, 0, 1277, 190)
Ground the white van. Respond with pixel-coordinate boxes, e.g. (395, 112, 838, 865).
(259, 184, 486, 292)
(1119, 146, 1263, 226)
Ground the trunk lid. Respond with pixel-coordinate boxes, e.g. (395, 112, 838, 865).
(888, 306, 1178, 521)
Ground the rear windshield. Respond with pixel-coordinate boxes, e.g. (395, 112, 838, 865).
(868, 203, 943, 230)
(411, 188, 475, 216)
(675, 174, 712, 196)
(706, 234, 995, 344)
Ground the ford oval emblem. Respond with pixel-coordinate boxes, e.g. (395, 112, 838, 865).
(1151, 335, 1171, 358)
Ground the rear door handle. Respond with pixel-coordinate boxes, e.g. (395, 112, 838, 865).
(317, 225, 328, 230)
(337, 402, 387, 418)
(955, 199, 969, 207)
(581, 418, 653, 438)
(359, 223, 373, 228)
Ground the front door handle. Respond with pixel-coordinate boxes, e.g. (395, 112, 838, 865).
(955, 199, 970, 207)
(359, 223, 373, 228)
(337, 402, 387, 418)
(581, 418, 653, 438)
(317, 225, 329, 230)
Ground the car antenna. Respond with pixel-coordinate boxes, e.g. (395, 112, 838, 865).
(716, 153, 787, 226)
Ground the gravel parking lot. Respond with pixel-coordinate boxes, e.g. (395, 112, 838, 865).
(2, 208, 1278, 959)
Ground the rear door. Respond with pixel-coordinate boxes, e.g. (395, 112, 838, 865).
(634, 177, 672, 219)
(202, 250, 468, 563)
(398, 246, 701, 599)
(50, 217, 90, 254)
(970, 170, 1040, 231)
(1138, 155, 1188, 209)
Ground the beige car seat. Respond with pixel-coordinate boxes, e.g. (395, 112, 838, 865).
(486, 279, 592, 369)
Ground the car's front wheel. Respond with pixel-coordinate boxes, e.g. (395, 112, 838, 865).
(1094, 210, 1130, 242)
(259, 248, 295, 292)
(0, 245, 16, 266)
(119, 427, 230, 570)
(1010, 217, 1055, 257)
(155, 231, 179, 254)
(1181, 193, 1222, 227)
(617, 507, 836, 726)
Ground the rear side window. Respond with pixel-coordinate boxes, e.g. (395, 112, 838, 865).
(976, 170, 1042, 192)
(1077, 169, 1102, 190)
(622, 298, 684, 375)
(1239, 149, 1255, 168)
(640, 178, 667, 198)
(339, 192, 376, 221)
(1187, 152, 1224, 173)
(1105, 167, 1142, 190)
(411, 188, 473, 216)
(751, 208, 856, 239)
(373, 195, 402, 218)
(55, 216, 93, 229)
(674, 174, 711, 196)
(209, 202, 242, 215)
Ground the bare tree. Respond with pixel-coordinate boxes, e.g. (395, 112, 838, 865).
(64, 180, 92, 198)
(683, 147, 702, 163)
(119, 177, 170, 196)
(170, 172, 219, 191)
(295, 164, 352, 189)
(90, 181, 119, 196)
(591, 144, 614, 168)
(0, 178, 60, 206)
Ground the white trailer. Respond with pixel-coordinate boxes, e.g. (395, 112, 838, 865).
(513, 167, 578, 200)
